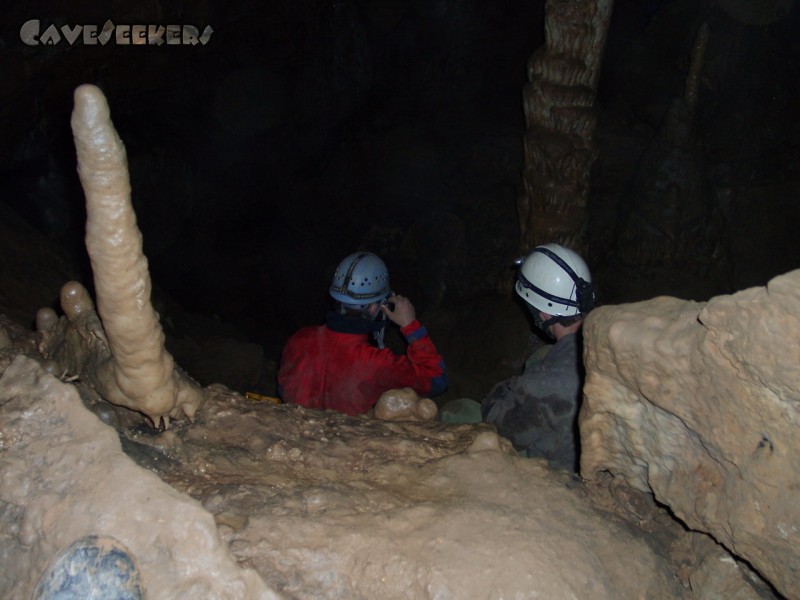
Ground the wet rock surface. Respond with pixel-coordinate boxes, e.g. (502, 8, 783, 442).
(3, 353, 772, 599)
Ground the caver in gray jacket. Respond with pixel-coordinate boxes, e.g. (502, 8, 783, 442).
(481, 332, 584, 472)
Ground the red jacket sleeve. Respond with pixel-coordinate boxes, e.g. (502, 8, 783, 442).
(370, 319, 448, 399)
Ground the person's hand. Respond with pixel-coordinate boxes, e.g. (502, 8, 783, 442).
(380, 294, 415, 328)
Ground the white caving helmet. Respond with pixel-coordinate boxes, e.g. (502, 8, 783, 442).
(515, 243, 596, 317)
(329, 252, 391, 306)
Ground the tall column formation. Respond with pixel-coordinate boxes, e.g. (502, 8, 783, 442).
(518, 0, 613, 252)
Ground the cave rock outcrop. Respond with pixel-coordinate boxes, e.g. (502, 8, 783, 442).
(0, 353, 695, 599)
(581, 270, 800, 598)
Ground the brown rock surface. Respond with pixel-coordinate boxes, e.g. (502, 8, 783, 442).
(0, 356, 273, 600)
(1, 354, 695, 599)
(581, 270, 800, 598)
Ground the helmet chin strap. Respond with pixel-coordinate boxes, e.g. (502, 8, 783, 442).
(529, 305, 561, 338)
(540, 316, 562, 331)
(337, 301, 388, 348)
(373, 306, 388, 348)
(373, 325, 386, 348)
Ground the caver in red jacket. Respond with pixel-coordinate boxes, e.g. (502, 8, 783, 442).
(277, 313, 448, 416)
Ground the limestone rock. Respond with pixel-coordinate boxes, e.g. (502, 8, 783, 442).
(374, 386, 437, 421)
(0, 356, 275, 600)
(1, 356, 688, 599)
(580, 269, 800, 598)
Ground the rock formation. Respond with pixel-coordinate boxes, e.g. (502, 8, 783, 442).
(2, 350, 703, 598)
(615, 22, 716, 268)
(64, 84, 204, 429)
(0, 84, 783, 599)
(581, 270, 800, 599)
(0, 357, 274, 599)
(518, 0, 613, 251)
(374, 386, 438, 421)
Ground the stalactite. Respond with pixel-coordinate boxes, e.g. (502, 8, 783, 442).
(518, 0, 613, 253)
(615, 23, 714, 267)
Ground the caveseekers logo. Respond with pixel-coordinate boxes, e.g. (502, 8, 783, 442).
(20, 19, 213, 46)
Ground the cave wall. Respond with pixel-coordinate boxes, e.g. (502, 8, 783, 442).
(1, 0, 799, 397)
(589, 0, 800, 302)
(581, 269, 800, 598)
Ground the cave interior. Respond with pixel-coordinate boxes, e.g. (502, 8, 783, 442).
(2, 0, 800, 402)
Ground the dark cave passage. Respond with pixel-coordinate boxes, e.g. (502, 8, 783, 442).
(2, 0, 800, 397)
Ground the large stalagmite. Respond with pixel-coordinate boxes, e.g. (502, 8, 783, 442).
(580, 270, 800, 599)
(69, 84, 204, 429)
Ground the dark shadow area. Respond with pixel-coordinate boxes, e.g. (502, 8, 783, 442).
(1, 0, 799, 398)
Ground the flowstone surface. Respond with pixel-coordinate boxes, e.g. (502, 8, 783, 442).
(1, 354, 703, 600)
